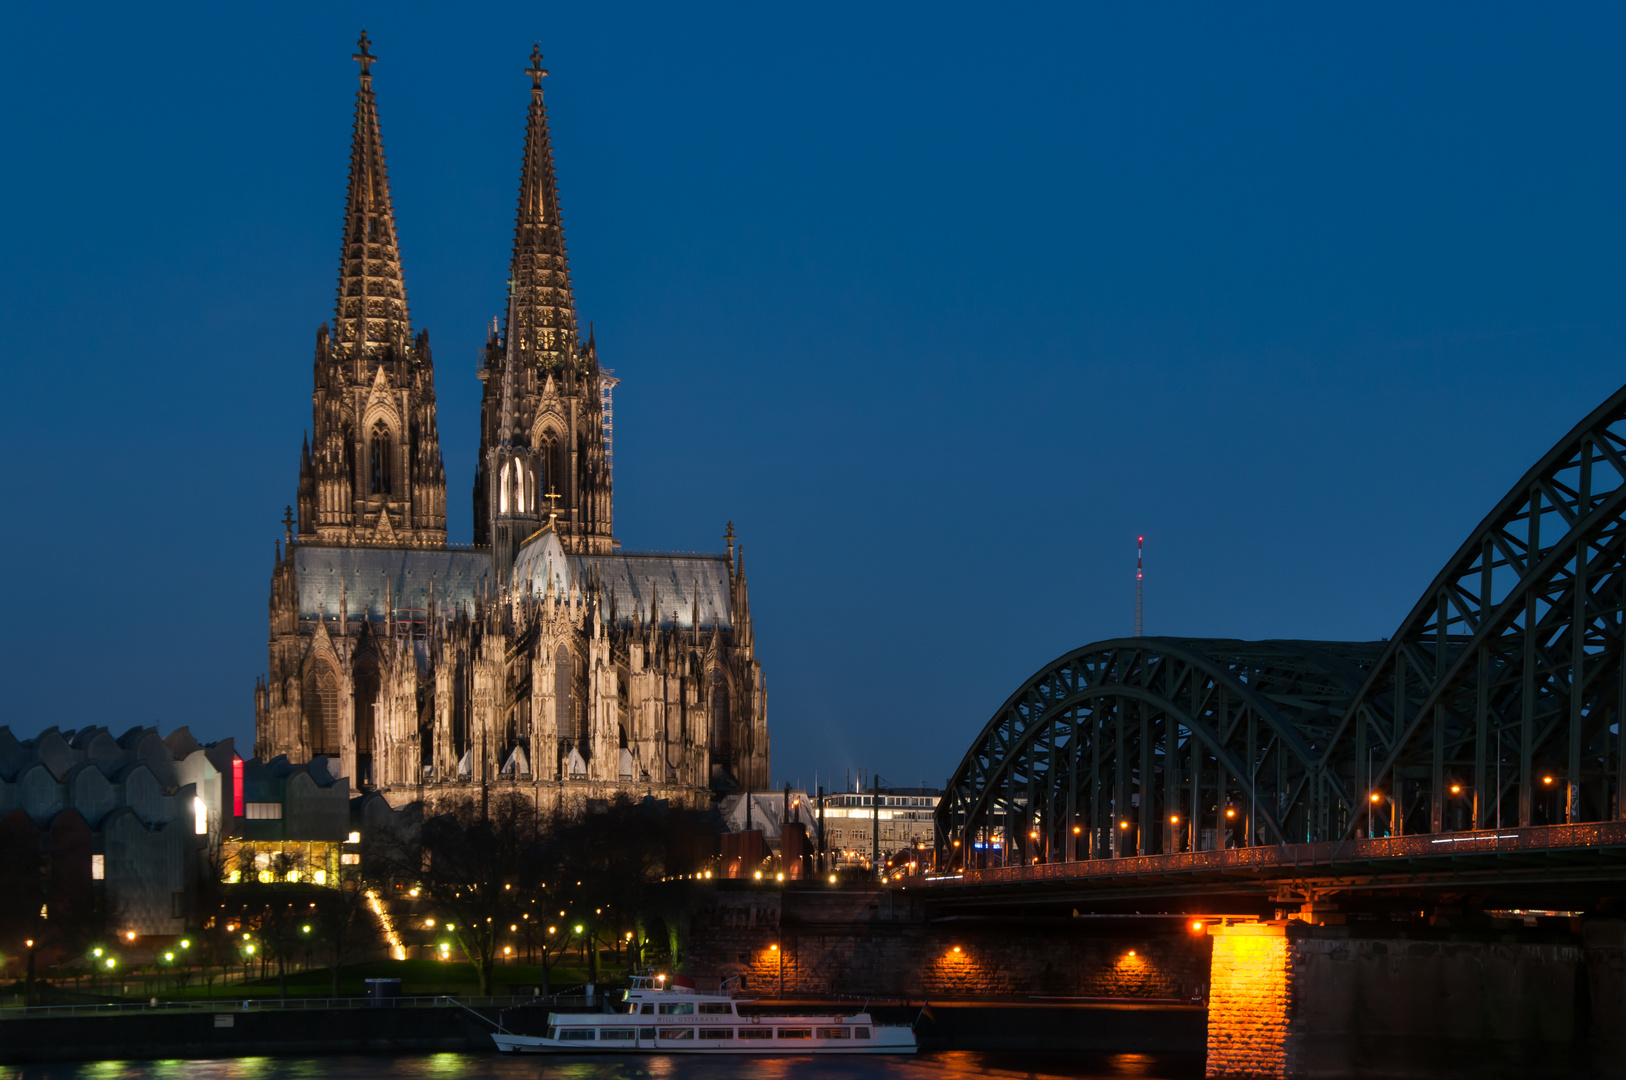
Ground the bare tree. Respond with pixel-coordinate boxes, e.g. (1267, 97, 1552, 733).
(315, 864, 374, 997)
(373, 792, 543, 995)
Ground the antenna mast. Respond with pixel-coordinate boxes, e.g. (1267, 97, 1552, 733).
(1134, 535, 1144, 637)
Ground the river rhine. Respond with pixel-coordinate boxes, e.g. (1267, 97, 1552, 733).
(0, 1052, 1205, 1080)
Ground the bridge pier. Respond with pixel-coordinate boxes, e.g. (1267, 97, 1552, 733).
(1206, 922, 1293, 1079)
(688, 884, 1626, 1076)
(1206, 919, 1626, 1079)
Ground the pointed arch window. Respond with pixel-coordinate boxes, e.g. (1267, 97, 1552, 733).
(303, 664, 339, 756)
(555, 645, 574, 743)
(370, 421, 393, 495)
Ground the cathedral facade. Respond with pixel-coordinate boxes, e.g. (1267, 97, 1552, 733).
(253, 36, 769, 812)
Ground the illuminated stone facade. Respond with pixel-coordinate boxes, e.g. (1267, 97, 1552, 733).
(253, 37, 769, 813)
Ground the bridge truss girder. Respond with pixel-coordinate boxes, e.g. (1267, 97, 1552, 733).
(938, 381, 1626, 869)
(1319, 383, 1626, 839)
(937, 638, 1381, 868)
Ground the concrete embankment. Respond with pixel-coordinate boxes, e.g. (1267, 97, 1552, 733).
(0, 1005, 507, 1062)
(0, 1000, 1205, 1062)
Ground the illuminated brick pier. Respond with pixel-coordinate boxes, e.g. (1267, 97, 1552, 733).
(1205, 923, 1291, 1080)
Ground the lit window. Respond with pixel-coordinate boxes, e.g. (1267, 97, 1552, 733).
(193, 796, 208, 835)
(245, 802, 283, 820)
(347, 831, 361, 844)
(91, 854, 105, 881)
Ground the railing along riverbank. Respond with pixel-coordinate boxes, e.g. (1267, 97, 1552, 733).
(0, 994, 582, 1022)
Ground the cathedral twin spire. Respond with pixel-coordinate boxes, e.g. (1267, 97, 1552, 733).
(297, 33, 608, 557)
(507, 44, 581, 371)
(334, 31, 411, 363)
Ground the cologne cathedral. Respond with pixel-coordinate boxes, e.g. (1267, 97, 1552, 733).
(253, 36, 769, 811)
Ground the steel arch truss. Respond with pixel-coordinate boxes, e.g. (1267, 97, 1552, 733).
(936, 638, 1381, 869)
(1319, 384, 1626, 839)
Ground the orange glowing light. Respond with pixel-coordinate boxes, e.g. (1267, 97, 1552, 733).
(1073, 826, 1082, 834)
(1370, 793, 1382, 803)
(1543, 776, 1555, 785)
(1190, 921, 1203, 933)
(1029, 831, 1038, 839)
(1120, 821, 1131, 830)
(1225, 808, 1236, 818)
(1127, 950, 1136, 957)
(952, 945, 961, 953)
(1450, 784, 1462, 795)
(770, 944, 779, 951)
(1169, 815, 1179, 824)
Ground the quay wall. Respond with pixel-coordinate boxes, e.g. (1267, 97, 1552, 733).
(686, 887, 1212, 999)
(0, 1005, 511, 1062)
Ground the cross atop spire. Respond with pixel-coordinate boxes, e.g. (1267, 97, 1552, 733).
(505, 43, 577, 371)
(354, 31, 375, 77)
(334, 31, 409, 362)
(528, 44, 548, 90)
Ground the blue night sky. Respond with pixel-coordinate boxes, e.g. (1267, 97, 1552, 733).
(2, 4, 1624, 792)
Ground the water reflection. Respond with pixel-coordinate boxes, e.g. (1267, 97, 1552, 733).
(0, 1053, 1203, 1080)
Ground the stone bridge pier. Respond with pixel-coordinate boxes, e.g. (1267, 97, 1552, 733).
(1207, 918, 1626, 1079)
(686, 886, 1626, 1078)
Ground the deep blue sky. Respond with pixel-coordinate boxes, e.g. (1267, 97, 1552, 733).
(3, 4, 1625, 793)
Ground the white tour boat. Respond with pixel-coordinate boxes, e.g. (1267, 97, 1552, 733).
(490, 974, 918, 1055)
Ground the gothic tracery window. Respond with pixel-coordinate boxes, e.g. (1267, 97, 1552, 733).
(303, 664, 339, 756)
(555, 645, 573, 742)
(370, 421, 392, 495)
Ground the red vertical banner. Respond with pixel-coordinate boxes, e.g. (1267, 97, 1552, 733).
(232, 757, 244, 818)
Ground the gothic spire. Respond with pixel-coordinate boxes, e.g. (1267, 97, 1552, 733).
(505, 44, 578, 370)
(334, 31, 410, 362)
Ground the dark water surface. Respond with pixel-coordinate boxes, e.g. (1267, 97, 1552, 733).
(0, 1052, 1205, 1080)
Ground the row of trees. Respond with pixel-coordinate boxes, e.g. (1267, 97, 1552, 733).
(1, 793, 716, 1002)
(375, 792, 717, 994)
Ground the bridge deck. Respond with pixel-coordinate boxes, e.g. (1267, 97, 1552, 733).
(922, 822, 1626, 903)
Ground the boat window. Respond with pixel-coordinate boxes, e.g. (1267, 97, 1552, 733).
(625, 1003, 639, 1014)
(658, 1028, 695, 1040)
(639, 1027, 656, 1039)
(543, 1027, 555, 1039)
(699, 1003, 733, 1015)
(818, 1027, 851, 1039)
(699, 1029, 735, 1040)
(854, 1027, 871, 1038)
(658, 1003, 695, 1015)
(640, 1003, 655, 1015)
(558, 1028, 596, 1041)
(777, 1028, 812, 1039)
(739, 1028, 772, 1040)
(600, 1029, 636, 1041)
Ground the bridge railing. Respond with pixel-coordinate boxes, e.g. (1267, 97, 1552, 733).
(931, 821, 1626, 887)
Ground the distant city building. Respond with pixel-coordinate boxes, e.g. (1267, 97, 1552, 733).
(0, 726, 232, 934)
(221, 755, 351, 885)
(253, 38, 769, 815)
(719, 790, 821, 847)
(717, 786, 943, 872)
(820, 787, 941, 865)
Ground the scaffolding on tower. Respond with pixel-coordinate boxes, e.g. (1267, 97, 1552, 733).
(599, 368, 619, 467)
